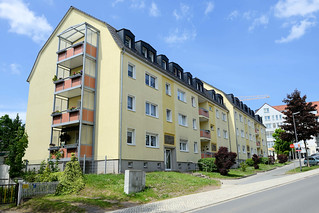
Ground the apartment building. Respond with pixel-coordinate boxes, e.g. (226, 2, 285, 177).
(25, 7, 267, 173)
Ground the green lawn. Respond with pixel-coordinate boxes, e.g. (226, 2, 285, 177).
(286, 165, 319, 174)
(12, 172, 219, 213)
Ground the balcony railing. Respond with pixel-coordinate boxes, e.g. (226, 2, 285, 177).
(201, 152, 213, 159)
(200, 129, 211, 140)
(57, 42, 97, 62)
(51, 108, 94, 126)
(256, 141, 261, 147)
(55, 74, 82, 92)
(198, 108, 209, 119)
(255, 128, 259, 135)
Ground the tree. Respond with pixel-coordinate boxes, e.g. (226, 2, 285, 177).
(280, 89, 319, 167)
(252, 154, 260, 169)
(0, 114, 28, 178)
(214, 147, 237, 175)
(273, 129, 291, 156)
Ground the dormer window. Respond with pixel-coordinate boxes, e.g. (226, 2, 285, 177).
(142, 47, 147, 58)
(149, 52, 154, 62)
(125, 36, 131, 48)
(162, 60, 167, 70)
(196, 83, 202, 92)
(174, 68, 177, 75)
(177, 70, 182, 79)
(188, 77, 191, 85)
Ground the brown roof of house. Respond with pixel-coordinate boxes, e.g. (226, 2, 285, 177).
(273, 101, 319, 116)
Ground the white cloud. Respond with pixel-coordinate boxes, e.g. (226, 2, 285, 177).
(130, 0, 145, 9)
(249, 15, 269, 31)
(243, 10, 257, 20)
(275, 19, 315, 43)
(173, 3, 192, 21)
(0, 0, 52, 43)
(149, 2, 160, 17)
(227, 10, 239, 20)
(204, 2, 214, 15)
(112, 0, 124, 7)
(164, 28, 197, 44)
(274, 0, 319, 18)
(9, 63, 21, 75)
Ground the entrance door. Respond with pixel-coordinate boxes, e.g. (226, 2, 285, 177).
(165, 149, 172, 170)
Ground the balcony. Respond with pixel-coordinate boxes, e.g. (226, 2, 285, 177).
(54, 74, 95, 98)
(51, 109, 94, 127)
(50, 144, 92, 159)
(256, 141, 261, 147)
(200, 129, 211, 141)
(201, 152, 213, 159)
(57, 42, 97, 69)
(255, 128, 259, 135)
(199, 108, 209, 122)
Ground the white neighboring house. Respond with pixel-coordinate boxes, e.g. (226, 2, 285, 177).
(256, 103, 319, 156)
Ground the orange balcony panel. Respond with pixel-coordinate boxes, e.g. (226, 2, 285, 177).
(80, 144, 92, 158)
(66, 148, 77, 158)
(61, 113, 70, 123)
(200, 130, 211, 139)
(66, 48, 73, 58)
(72, 76, 81, 86)
(64, 79, 72, 90)
(82, 109, 94, 123)
(58, 51, 66, 61)
(199, 108, 209, 118)
(52, 115, 61, 124)
(201, 152, 213, 159)
(55, 82, 64, 92)
(74, 44, 83, 55)
(84, 75, 95, 89)
(89, 78, 95, 88)
(86, 43, 97, 58)
(69, 111, 80, 121)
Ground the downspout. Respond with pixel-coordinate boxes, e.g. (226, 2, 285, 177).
(226, 112, 232, 151)
(118, 48, 125, 173)
(234, 111, 240, 164)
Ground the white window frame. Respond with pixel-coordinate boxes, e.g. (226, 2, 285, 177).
(222, 113, 227, 121)
(145, 132, 158, 148)
(178, 113, 187, 127)
(125, 36, 132, 48)
(127, 128, 135, 145)
(149, 51, 154, 62)
(194, 142, 198, 153)
(177, 89, 186, 102)
(128, 63, 135, 79)
(223, 130, 228, 139)
(127, 95, 135, 111)
(217, 128, 221, 137)
(191, 96, 196, 107)
(145, 72, 157, 89)
(216, 109, 220, 119)
(165, 83, 171, 96)
(166, 109, 172, 122)
(180, 139, 188, 152)
(239, 114, 243, 122)
(145, 101, 158, 118)
(192, 118, 197, 130)
(241, 130, 244, 138)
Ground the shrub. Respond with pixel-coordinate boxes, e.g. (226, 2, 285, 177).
(240, 162, 247, 172)
(252, 154, 260, 169)
(198, 158, 217, 172)
(56, 154, 84, 195)
(245, 159, 254, 167)
(268, 156, 275, 165)
(277, 154, 288, 163)
(260, 157, 269, 164)
(214, 147, 237, 175)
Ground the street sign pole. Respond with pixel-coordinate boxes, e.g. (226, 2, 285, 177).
(292, 112, 302, 172)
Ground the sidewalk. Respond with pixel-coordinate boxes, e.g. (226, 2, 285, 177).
(111, 166, 319, 213)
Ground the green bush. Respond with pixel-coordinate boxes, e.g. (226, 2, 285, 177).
(240, 162, 247, 172)
(198, 158, 217, 172)
(56, 154, 84, 195)
(260, 157, 269, 164)
(245, 159, 254, 166)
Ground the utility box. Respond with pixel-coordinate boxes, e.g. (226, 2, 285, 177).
(124, 170, 145, 194)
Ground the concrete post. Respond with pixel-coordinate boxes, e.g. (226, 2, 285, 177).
(17, 180, 23, 206)
(104, 155, 107, 174)
(83, 154, 86, 174)
(124, 170, 145, 194)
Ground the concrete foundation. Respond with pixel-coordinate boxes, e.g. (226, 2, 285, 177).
(124, 170, 145, 194)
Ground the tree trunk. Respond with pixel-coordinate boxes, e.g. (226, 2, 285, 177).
(304, 140, 310, 167)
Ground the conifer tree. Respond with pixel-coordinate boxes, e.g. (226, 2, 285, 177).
(280, 89, 319, 167)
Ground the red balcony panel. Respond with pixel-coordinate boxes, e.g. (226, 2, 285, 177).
(82, 109, 94, 123)
(58, 51, 66, 61)
(256, 141, 261, 147)
(74, 44, 83, 55)
(86, 43, 97, 58)
(52, 115, 61, 124)
(55, 82, 64, 92)
(64, 79, 72, 90)
(200, 130, 211, 139)
(201, 152, 213, 159)
(80, 144, 92, 158)
(61, 113, 70, 123)
(72, 76, 81, 86)
(89, 77, 95, 88)
(66, 48, 73, 58)
(84, 75, 95, 89)
(199, 108, 209, 118)
(69, 111, 80, 121)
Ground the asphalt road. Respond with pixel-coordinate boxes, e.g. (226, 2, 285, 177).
(192, 173, 319, 213)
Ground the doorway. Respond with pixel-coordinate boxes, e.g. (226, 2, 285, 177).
(165, 149, 172, 170)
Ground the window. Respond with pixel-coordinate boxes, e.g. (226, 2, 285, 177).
(276, 115, 278, 120)
(177, 90, 186, 102)
(194, 142, 198, 153)
(209, 106, 212, 111)
(236, 128, 239, 136)
(273, 123, 276, 128)
(145, 102, 158, 117)
(125, 36, 131, 48)
(162, 60, 167, 70)
(237, 144, 240, 153)
(166, 109, 172, 122)
(127, 95, 135, 111)
(177, 70, 182, 79)
(242, 145, 246, 153)
(272, 115, 275, 120)
(128, 64, 135, 78)
(235, 111, 238, 120)
(165, 83, 171, 96)
(264, 108, 269, 113)
(180, 139, 188, 152)
(142, 47, 147, 58)
(192, 119, 197, 130)
(145, 73, 157, 89)
(210, 124, 214, 131)
(265, 116, 270, 121)
(248, 120, 250, 126)
(241, 130, 244, 138)
(191, 97, 196, 107)
(222, 113, 227, 121)
(266, 123, 271, 128)
(239, 114, 243, 122)
(146, 133, 158, 148)
(127, 128, 135, 145)
(217, 128, 221, 137)
(188, 77, 192, 85)
(279, 115, 282, 120)
(216, 109, 220, 119)
(223, 130, 228, 139)
(149, 51, 154, 62)
(178, 113, 187, 126)
(249, 134, 252, 141)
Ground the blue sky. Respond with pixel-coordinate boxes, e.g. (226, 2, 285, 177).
(1, 0, 319, 122)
